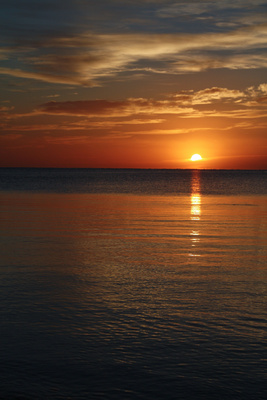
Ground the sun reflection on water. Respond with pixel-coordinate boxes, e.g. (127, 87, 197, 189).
(191, 170, 201, 221)
(191, 194, 201, 221)
(190, 170, 201, 257)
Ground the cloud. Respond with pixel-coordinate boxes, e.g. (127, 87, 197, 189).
(0, 67, 96, 86)
(258, 83, 267, 93)
(0, 49, 11, 60)
(3, 85, 266, 136)
(37, 98, 196, 117)
(38, 99, 130, 116)
(171, 87, 244, 104)
(256, 96, 267, 103)
(1, 22, 267, 85)
(33, 84, 267, 120)
(0, 106, 14, 112)
(0, 79, 263, 124)
(2, 88, 267, 142)
(157, 0, 267, 18)
(171, 52, 267, 73)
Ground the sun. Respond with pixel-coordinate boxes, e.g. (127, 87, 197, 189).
(191, 154, 202, 161)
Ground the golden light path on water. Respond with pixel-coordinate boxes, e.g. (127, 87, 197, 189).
(190, 170, 201, 257)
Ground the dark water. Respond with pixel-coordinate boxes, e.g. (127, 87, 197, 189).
(0, 169, 266, 399)
(0, 168, 266, 195)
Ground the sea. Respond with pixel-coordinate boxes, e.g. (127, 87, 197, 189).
(0, 168, 266, 400)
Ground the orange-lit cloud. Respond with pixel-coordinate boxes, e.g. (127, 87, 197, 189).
(2, 84, 267, 130)
(32, 84, 267, 120)
(170, 87, 244, 104)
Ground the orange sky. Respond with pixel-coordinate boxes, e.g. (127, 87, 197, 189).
(0, 1, 266, 169)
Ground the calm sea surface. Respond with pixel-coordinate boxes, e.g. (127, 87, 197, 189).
(0, 169, 266, 400)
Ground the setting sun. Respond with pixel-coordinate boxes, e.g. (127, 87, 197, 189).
(191, 154, 202, 162)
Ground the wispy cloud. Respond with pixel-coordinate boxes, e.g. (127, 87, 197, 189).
(170, 87, 244, 104)
(171, 52, 267, 73)
(1, 22, 267, 86)
(157, 0, 267, 16)
(0, 67, 96, 86)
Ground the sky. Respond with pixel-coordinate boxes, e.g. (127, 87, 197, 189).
(0, 0, 267, 169)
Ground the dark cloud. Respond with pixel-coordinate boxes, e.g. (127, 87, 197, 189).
(39, 99, 128, 115)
